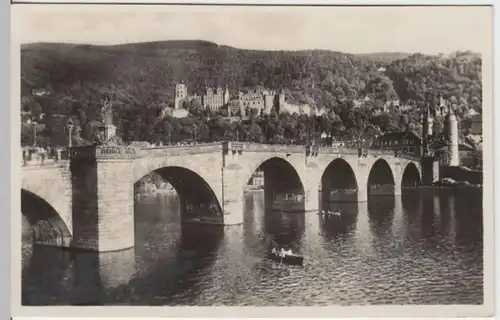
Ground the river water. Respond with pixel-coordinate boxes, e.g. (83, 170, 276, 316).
(22, 189, 483, 306)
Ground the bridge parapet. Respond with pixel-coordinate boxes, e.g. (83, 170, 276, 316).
(367, 149, 395, 156)
(229, 142, 304, 154)
(139, 143, 223, 158)
(396, 153, 421, 162)
(69, 145, 138, 160)
(315, 146, 359, 155)
(22, 147, 68, 167)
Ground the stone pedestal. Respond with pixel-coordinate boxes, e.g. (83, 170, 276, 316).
(70, 145, 137, 252)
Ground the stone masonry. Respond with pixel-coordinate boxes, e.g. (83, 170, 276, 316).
(21, 142, 429, 252)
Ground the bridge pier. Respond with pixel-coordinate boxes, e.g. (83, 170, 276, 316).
(221, 166, 245, 225)
(70, 146, 137, 252)
(357, 187, 368, 202)
(421, 155, 440, 186)
(394, 184, 402, 196)
(304, 185, 319, 212)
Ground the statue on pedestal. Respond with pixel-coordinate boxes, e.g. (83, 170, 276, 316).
(100, 93, 113, 126)
(98, 93, 120, 145)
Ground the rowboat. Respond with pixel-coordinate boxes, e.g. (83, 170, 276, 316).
(319, 210, 342, 218)
(267, 253, 304, 266)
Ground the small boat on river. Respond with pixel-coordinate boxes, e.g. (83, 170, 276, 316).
(267, 251, 304, 266)
(319, 210, 342, 218)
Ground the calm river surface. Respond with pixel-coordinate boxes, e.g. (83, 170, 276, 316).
(22, 189, 483, 306)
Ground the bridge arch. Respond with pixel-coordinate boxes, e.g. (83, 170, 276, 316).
(401, 162, 421, 188)
(21, 189, 72, 247)
(135, 166, 224, 223)
(321, 158, 358, 202)
(367, 158, 396, 196)
(244, 156, 306, 212)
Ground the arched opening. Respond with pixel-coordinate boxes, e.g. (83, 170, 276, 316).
(367, 159, 395, 196)
(321, 158, 358, 205)
(21, 189, 72, 247)
(250, 157, 305, 213)
(21, 189, 73, 305)
(129, 167, 224, 301)
(133, 166, 223, 274)
(134, 166, 223, 225)
(401, 163, 421, 190)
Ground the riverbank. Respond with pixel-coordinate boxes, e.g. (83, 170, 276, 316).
(135, 188, 177, 198)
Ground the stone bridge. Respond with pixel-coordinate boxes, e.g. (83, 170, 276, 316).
(21, 142, 438, 252)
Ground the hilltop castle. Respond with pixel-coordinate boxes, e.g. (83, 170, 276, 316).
(174, 82, 229, 111)
(172, 82, 324, 117)
(237, 86, 285, 116)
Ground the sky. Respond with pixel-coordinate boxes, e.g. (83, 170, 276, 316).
(13, 5, 492, 54)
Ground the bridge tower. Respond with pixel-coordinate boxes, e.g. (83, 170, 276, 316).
(446, 108, 460, 166)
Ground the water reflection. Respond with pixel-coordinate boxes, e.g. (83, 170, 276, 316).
(22, 190, 483, 306)
(22, 245, 75, 305)
(264, 210, 305, 253)
(367, 195, 395, 238)
(72, 248, 137, 305)
(319, 202, 358, 241)
(421, 192, 439, 240)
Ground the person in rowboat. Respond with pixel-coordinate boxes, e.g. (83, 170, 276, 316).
(279, 248, 286, 258)
(278, 247, 293, 257)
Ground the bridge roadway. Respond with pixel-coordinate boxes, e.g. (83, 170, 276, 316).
(21, 141, 435, 252)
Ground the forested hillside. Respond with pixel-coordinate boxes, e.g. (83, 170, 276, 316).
(20, 40, 482, 147)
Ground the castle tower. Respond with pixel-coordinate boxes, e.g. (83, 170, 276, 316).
(174, 82, 187, 109)
(421, 105, 430, 154)
(446, 108, 460, 166)
(263, 91, 274, 115)
(427, 112, 434, 137)
(439, 94, 446, 117)
(224, 86, 230, 105)
(279, 91, 285, 107)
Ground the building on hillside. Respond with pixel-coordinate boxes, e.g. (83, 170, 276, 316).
(315, 107, 327, 116)
(173, 82, 229, 112)
(470, 114, 482, 135)
(280, 102, 300, 115)
(174, 82, 188, 109)
(457, 141, 478, 167)
(370, 97, 481, 169)
(238, 86, 284, 116)
(247, 170, 264, 188)
(371, 131, 422, 155)
(161, 107, 189, 119)
(467, 108, 479, 117)
(202, 86, 230, 111)
(353, 96, 372, 108)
